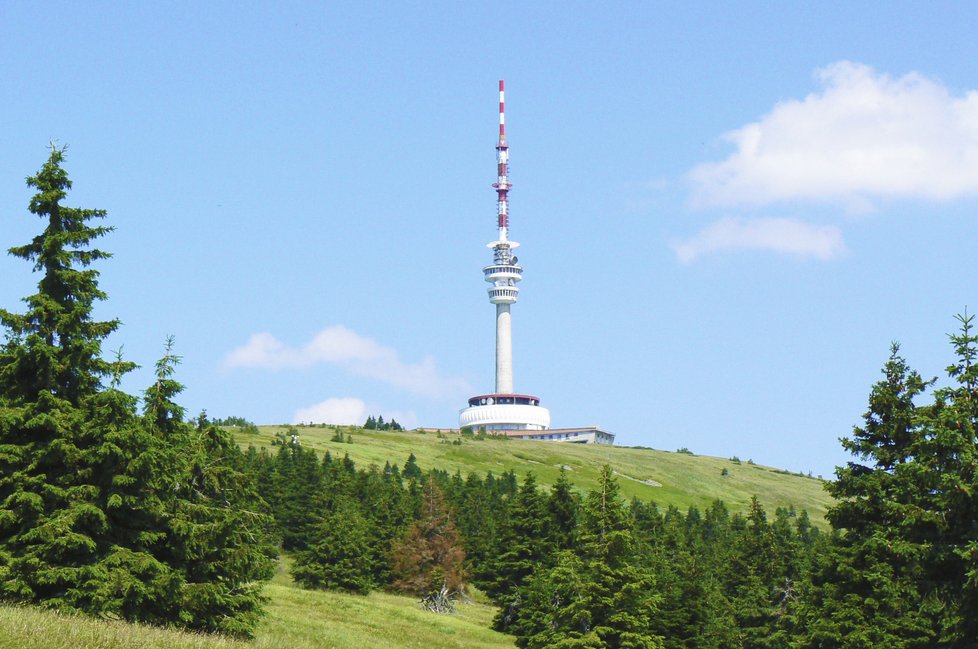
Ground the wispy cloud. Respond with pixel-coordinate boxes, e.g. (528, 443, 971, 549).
(292, 396, 418, 429)
(672, 217, 847, 263)
(689, 61, 978, 209)
(224, 325, 471, 399)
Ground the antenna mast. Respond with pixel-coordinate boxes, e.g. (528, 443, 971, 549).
(494, 80, 511, 240)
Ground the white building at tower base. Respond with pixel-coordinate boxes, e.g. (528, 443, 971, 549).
(459, 393, 550, 431)
(504, 426, 615, 445)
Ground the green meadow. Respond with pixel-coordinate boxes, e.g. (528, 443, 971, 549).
(0, 559, 515, 649)
(235, 424, 835, 524)
(0, 428, 836, 648)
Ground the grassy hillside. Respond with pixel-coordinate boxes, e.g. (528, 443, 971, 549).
(0, 430, 836, 648)
(0, 560, 515, 649)
(234, 425, 835, 524)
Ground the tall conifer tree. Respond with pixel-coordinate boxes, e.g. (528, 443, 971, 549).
(291, 496, 375, 594)
(0, 148, 274, 636)
(547, 466, 579, 551)
(793, 343, 939, 647)
(513, 466, 663, 649)
(0, 145, 122, 608)
(488, 473, 553, 631)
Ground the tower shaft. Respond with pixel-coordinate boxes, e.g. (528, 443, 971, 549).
(495, 303, 513, 393)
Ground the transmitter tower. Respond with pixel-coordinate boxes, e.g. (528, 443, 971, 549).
(459, 81, 551, 432)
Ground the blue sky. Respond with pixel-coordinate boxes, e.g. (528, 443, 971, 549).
(3, 2, 978, 478)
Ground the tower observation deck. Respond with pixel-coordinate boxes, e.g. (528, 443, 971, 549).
(459, 80, 551, 432)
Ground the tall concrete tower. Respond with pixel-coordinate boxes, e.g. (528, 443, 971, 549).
(459, 81, 551, 432)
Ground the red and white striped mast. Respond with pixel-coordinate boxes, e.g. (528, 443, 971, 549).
(494, 80, 511, 241)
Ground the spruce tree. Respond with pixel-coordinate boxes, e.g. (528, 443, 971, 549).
(364, 464, 412, 586)
(268, 443, 322, 551)
(792, 343, 939, 647)
(86, 345, 182, 623)
(513, 466, 663, 649)
(646, 504, 738, 649)
(487, 473, 553, 632)
(291, 496, 375, 594)
(0, 145, 125, 609)
(403, 452, 422, 480)
(391, 478, 466, 597)
(911, 313, 978, 644)
(0, 149, 274, 636)
(724, 497, 785, 649)
(548, 467, 579, 551)
(453, 471, 502, 573)
(144, 344, 276, 637)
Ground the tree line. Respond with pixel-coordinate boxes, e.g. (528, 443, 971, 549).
(363, 414, 403, 431)
(247, 437, 826, 648)
(4, 148, 978, 647)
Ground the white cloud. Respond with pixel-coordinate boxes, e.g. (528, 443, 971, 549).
(224, 325, 471, 399)
(689, 61, 978, 208)
(293, 397, 367, 426)
(292, 397, 419, 429)
(672, 217, 847, 263)
(223, 332, 304, 369)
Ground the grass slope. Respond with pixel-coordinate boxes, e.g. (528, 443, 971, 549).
(235, 425, 835, 524)
(0, 430, 835, 647)
(0, 560, 515, 649)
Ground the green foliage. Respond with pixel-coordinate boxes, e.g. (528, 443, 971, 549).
(793, 342, 939, 647)
(292, 497, 375, 594)
(167, 417, 277, 636)
(486, 474, 554, 631)
(268, 444, 322, 551)
(230, 424, 834, 524)
(271, 426, 299, 446)
(645, 502, 739, 648)
(0, 146, 132, 613)
(363, 414, 402, 431)
(211, 415, 255, 428)
(239, 438, 823, 647)
(448, 471, 505, 573)
(403, 452, 423, 480)
(512, 467, 664, 649)
(0, 148, 274, 637)
(722, 497, 791, 648)
(547, 467, 580, 551)
(792, 321, 978, 647)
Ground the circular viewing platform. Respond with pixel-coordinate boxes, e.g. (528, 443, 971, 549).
(487, 286, 519, 304)
(459, 393, 551, 431)
(483, 264, 522, 282)
(467, 393, 541, 407)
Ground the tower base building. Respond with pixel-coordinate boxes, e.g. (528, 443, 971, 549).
(459, 394, 551, 431)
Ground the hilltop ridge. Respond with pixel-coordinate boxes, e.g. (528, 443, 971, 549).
(230, 424, 834, 524)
